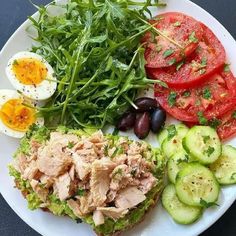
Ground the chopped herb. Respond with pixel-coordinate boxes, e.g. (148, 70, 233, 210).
(199, 68, 206, 75)
(173, 21, 181, 27)
(203, 135, 210, 144)
(13, 60, 19, 66)
(224, 63, 230, 72)
(111, 147, 124, 158)
(176, 61, 184, 71)
(202, 88, 212, 100)
(197, 111, 208, 125)
(189, 31, 198, 43)
(200, 198, 219, 208)
(163, 49, 174, 58)
(195, 99, 201, 106)
(104, 145, 109, 156)
(232, 111, 236, 119)
(230, 172, 236, 180)
(209, 118, 221, 129)
(131, 168, 137, 176)
(156, 45, 162, 52)
(77, 188, 85, 196)
(168, 91, 177, 107)
(205, 146, 215, 156)
(168, 58, 176, 66)
(183, 91, 191, 97)
(201, 57, 207, 67)
(114, 168, 123, 176)
(67, 142, 75, 149)
(167, 125, 177, 140)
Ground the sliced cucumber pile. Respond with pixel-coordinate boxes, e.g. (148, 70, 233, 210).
(157, 124, 236, 225)
(183, 126, 221, 164)
(160, 124, 189, 158)
(176, 163, 220, 207)
(210, 145, 236, 185)
(168, 151, 189, 184)
(162, 184, 202, 224)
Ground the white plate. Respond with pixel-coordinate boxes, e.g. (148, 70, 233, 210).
(0, 0, 236, 236)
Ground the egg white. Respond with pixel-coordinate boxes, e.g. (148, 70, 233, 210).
(0, 89, 44, 138)
(6, 51, 57, 101)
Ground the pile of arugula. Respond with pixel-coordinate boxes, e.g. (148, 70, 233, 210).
(30, 0, 166, 129)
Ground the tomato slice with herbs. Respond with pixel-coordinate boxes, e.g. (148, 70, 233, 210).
(155, 68, 236, 122)
(216, 109, 236, 140)
(147, 24, 226, 89)
(185, 109, 236, 140)
(143, 12, 203, 68)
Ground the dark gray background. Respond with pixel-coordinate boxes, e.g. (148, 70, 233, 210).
(0, 0, 235, 235)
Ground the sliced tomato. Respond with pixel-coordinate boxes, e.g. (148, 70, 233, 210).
(143, 12, 203, 68)
(155, 68, 236, 122)
(216, 109, 236, 140)
(185, 109, 236, 140)
(147, 24, 226, 89)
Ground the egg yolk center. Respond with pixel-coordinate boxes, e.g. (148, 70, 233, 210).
(12, 58, 47, 85)
(0, 99, 36, 132)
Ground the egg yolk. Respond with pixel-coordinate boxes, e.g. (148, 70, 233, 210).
(12, 58, 47, 85)
(0, 99, 36, 132)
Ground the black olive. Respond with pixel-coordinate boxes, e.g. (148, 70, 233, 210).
(151, 108, 166, 133)
(134, 112, 150, 139)
(116, 112, 136, 131)
(134, 97, 158, 112)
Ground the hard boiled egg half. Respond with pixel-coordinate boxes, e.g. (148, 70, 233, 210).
(0, 89, 44, 138)
(6, 52, 57, 101)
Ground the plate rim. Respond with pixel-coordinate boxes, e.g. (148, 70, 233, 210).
(0, 0, 236, 236)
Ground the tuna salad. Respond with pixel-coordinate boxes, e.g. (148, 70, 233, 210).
(9, 125, 165, 236)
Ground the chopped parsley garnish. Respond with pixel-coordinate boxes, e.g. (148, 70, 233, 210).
(13, 60, 19, 66)
(114, 168, 123, 176)
(167, 125, 177, 140)
(173, 21, 181, 27)
(224, 63, 230, 72)
(232, 111, 236, 119)
(230, 172, 236, 180)
(199, 68, 206, 75)
(77, 188, 85, 196)
(183, 91, 191, 97)
(201, 57, 207, 67)
(205, 146, 215, 156)
(176, 61, 184, 71)
(202, 88, 212, 100)
(209, 118, 221, 129)
(168, 58, 176, 65)
(67, 142, 75, 149)
(189, 31, 198, 43)
(202, 135, 210, 144)
(168, 92, 177, 107)
(156, 45, 162, 52)
(163, 49, 174, 58)
(200, 198, 219, 208)
(197, 111, 208, 125)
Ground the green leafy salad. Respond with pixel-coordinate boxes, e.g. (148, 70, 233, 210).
(29, 0, 165, 129)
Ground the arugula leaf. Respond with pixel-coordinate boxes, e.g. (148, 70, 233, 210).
(200, 198, 219, 208)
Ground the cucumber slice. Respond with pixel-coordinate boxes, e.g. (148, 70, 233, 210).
(168, 151, 189, 184)
(210, 145, 236, 185)
(157, 123, 188, 145)
(183, 126, 221, 164)
(176, 163, 220, 207)
(161, 125, 189, 158)
(162, 184, 202, 224)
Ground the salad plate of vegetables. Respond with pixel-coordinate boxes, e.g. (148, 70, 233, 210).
(0, 0, 236, 236)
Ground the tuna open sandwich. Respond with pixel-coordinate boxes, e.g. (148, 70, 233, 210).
(9, 125, 165, 236)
